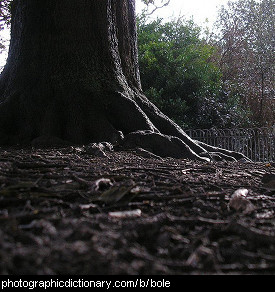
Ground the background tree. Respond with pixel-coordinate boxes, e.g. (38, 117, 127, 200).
(0, 0, 10, 55)
(137, 15, 250, 129)
(0, 0, 10, 23)
(140, 0, 171, 15)
(216, 0, 275, 127)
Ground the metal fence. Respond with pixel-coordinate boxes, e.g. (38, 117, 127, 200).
(185, 127, 275, 162)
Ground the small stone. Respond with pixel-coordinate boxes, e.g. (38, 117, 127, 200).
(108, 209, 142, 219)
(84, 142, 114, 157)
(229, 188, 255, 214)
(90, 178, 113, 192)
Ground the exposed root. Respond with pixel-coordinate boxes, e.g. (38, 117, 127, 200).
(119, 130, 249, 162)
(0, 90, 249, 162)
(121, 130, 209, 161)
(197, 141, 251, 162)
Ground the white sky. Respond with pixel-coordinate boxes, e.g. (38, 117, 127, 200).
(0, 29, 10, 68)
(0, 0, 232, 67)
(136, 0, 231, 25)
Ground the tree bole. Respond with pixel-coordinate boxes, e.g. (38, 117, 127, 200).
(0, 0, 248, 161)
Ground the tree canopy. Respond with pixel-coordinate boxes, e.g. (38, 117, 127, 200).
(0, 0, 10, 53)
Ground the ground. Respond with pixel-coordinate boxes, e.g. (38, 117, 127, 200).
(0, 145, 274, 275)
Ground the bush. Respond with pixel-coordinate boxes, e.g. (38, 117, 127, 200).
(137, 15, 251, 129)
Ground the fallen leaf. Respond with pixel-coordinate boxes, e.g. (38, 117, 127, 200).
(99, 185, 139, 205)
(261, 174, 275, 191)
(51, 182, 81, 192)
(186, 245, 215, 268)
(0, 182, 38, 195)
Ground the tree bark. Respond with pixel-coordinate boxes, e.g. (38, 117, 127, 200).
(0, 0, 247, 161)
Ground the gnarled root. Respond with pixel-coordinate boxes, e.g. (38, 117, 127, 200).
(196, 141, 251, 162)
(120, 130, 249, 162)
(121, 130, 209, 161)
(0, 90, 250, 162)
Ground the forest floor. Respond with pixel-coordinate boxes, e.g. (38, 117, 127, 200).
(0, 145, 275, 275)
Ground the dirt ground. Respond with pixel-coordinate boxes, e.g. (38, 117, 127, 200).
(0, 145, 274, 275)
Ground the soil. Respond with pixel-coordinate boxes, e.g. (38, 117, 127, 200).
(0, 146, 274, 275)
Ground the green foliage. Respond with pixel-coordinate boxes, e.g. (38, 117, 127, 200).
(137, 15, 249, 129)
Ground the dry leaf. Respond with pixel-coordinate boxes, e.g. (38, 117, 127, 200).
(261, 174, 275, 191)
(99, 185, 139, 205)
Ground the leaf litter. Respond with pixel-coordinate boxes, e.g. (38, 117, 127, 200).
(0, 146, 275, 275)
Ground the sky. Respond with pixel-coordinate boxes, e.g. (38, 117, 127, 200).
(0, 0, 232, 67)
(136, 0, 231, 25)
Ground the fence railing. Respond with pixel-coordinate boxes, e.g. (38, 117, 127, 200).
(185, 127, 275, 162)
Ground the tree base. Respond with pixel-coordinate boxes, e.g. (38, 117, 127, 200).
(0, 0, 250, 163)
(0, 90, 250, 162)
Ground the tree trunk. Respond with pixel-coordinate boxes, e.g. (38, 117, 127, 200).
(0, 0, 247, 161)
